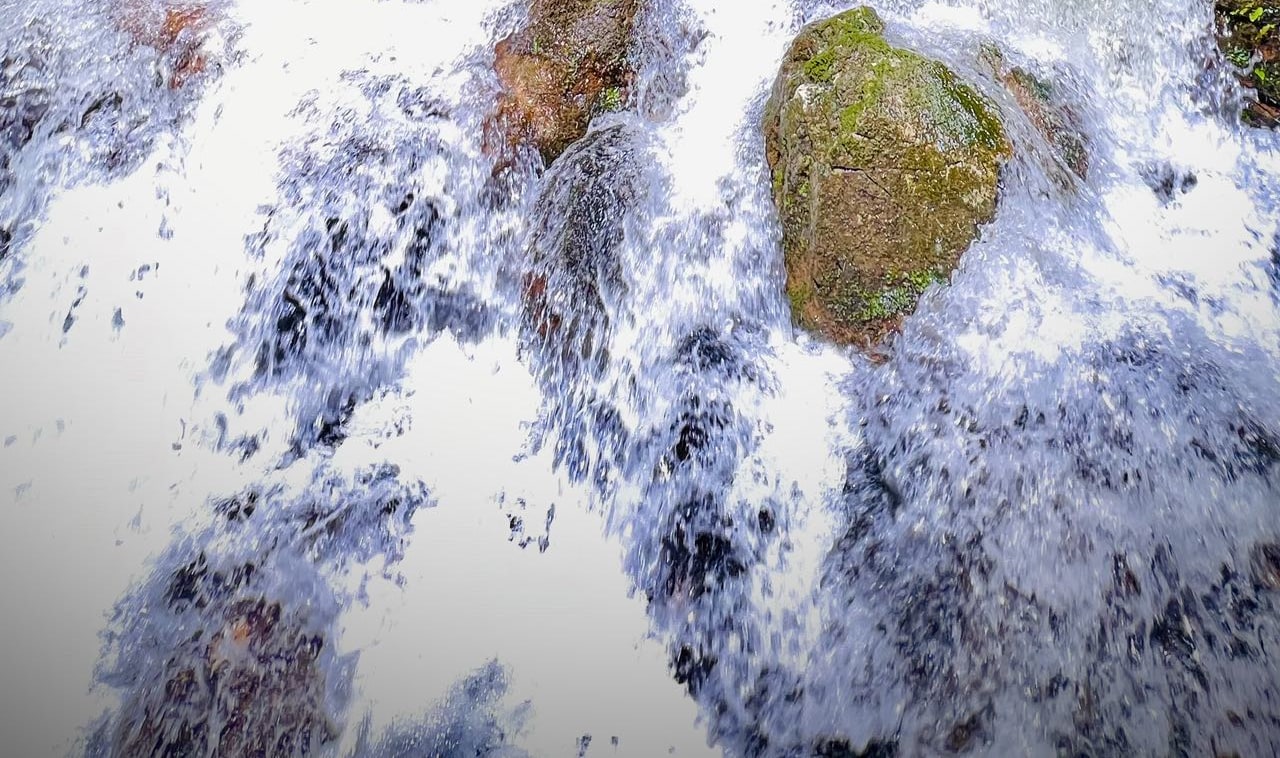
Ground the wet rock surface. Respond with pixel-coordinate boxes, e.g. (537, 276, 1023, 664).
(981, 46, 1089, 183)
(117, 0, 219, 88)
(489, 0, 641, 165)
(520, 121, 647, 377)
(763, 7, 1009, 350)
(0, 2, 227, 291)
(6, 2, 1280, 757)
(103, 554, 340, 758)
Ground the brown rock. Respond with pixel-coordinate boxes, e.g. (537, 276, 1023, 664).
(520, 122, 645, 372)
(117, 1, 214, 89)
(488, 0, 640, 166)
(111, 557, 339, 757)
(1002, 67, 1089, 181)
(979, 45, 1089, 183)
(1250, 541, 1280, 589)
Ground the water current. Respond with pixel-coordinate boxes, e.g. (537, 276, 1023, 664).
(2, 0, 1279, 755)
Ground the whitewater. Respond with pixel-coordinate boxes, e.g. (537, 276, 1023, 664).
(1, 0, 1279, 755)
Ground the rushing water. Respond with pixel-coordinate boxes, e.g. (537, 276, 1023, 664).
(2, 0, 1279, 755)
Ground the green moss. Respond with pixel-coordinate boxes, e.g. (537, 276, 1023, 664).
(910, 63, 1005, 152)
(801, 9, 886, 82)
(804, 49, 837, 82)
(600, 86, 624, 111)
(805, 20, 1004, 159)
(855, 269, 946, 322)
(836, 59, 891, 138)
(787, 285, 806, 315)
(820, 7, 887, 46)
(787, 277, 814, 321)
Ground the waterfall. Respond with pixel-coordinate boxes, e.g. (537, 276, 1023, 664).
(1, 0, 1278, 755)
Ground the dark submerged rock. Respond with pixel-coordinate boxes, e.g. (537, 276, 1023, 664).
(520, 121, 647, 375)
(108, 554, 340, 758)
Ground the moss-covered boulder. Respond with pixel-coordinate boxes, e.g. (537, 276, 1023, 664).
(489, 0, 640, 166)
(763, 7, 1009, 349)
(1216, 0, 1279, 128)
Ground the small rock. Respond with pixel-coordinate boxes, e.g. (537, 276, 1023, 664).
(117, 1, 216, 89)
(980, 46, 1089, 181)
(521, 122, 646, 371)
(113, 559, 338, 758)
(488, 0, 641, 165)
(1250, 541, 1280, 589)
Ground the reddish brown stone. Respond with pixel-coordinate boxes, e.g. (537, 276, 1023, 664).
(117, 1, 214, 88)
(488, 0, 640, 166)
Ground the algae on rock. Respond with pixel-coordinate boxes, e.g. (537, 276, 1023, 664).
(763, 6, 1009, 349)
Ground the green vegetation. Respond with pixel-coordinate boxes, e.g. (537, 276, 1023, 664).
(856, 269, 946, 322)
(1216, 0, 1280, 127)
(804, 49, 837, 82)
(600, 86, 624, 112)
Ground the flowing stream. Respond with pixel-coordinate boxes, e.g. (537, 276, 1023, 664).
(2, 0, 1279, 755)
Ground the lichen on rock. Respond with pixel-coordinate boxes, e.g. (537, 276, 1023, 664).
(763, 6, 1009, 349)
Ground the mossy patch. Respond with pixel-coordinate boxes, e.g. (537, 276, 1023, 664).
(599, 86, 624, 112)
(856, 268, 946, 321)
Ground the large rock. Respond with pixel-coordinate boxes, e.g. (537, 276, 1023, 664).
(1216, 0, 1279, 128)
(490, 0, 640, 165)
(763, 7, 1009, 349)
(109, 555, 339, 758)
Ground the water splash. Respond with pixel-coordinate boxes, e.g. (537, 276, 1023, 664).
(1, 0, 1278, 755)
